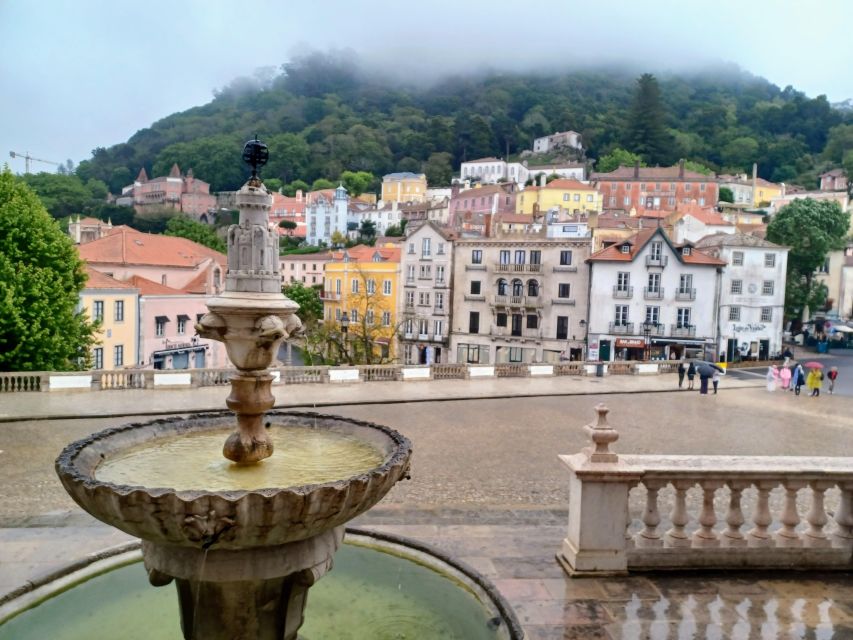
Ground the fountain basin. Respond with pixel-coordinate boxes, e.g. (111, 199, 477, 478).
(56, 411, 412, 550)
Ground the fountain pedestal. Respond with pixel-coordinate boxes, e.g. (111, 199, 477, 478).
(143, 528, 344, 640)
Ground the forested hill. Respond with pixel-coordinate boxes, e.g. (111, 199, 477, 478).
(74, 53, 852, 194)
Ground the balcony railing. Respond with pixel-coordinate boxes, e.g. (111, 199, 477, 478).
(494, 263, 542, 274)
(433, 306, 448, 315)
(492, 295, 541, 308)
(609, 322, 635, 334)
(559, 404, 853, 575)
(675, 288, 696, 301)
(465, 264, 487, 271)
(552, 265, 578, 273)
(404, 278, 416, 286)
(552, 297, 576, 306)
(434, 279, 448, 288)
(613, 286, 633, 299)
(643, 287, 664, 300)
(320, 291, 341, 301)
(464, 294, 486, 302)
(670, 324, 696, 337)
(640, 322, 665, 336)
(645, 255, 669, 267)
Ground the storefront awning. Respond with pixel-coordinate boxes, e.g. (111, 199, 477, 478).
(155, 315, 170, 323)
(153, 346, 205, 357)
(651, 338, 712, 345)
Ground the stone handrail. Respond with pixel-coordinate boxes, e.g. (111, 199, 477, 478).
(558, 404, 853, 576)
(0, 359, 687, 392)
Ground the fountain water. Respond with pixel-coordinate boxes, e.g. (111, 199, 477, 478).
(54, 139, 414, 640)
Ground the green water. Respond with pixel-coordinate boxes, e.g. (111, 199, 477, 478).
(0, 543, 504, 640)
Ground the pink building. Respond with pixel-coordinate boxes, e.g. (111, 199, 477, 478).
(449, 183, 517, 218)
(120, 164, 217, 221)
(821, 168, 849, 193)
(128, 276, 228, 370)
(271, 190, 307, 239)
(280, 251, 332, 287)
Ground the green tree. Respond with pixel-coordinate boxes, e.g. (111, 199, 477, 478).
(626, 74, 671, 165)
(682, 160, 714, 175)
(283, 180, 310, 196)
(596, 148, 645, 173)
(22, 173, 94, 219)
(330, 230, 347, 247)
(264, 178, 283, 193)
(384, 223, 403, 237)
(843, 151, 853, 198)
(282, 281, 323, 325)
(358, 219, 376, 243)
(340, 170, 374, 196)
(718, 187, 734, 203)
(766, 198, 850, 319)
(720, 137, 759, 172)
(0, 170, 97, 371)
(164, 215, 226, 253)
(311, 178, 336, 191)
(278, 219, 297, 235)
(423, 152, 453, 186)
(822, 124, 853, 163)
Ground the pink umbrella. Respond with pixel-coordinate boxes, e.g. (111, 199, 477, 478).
(803, 361, 824, 368)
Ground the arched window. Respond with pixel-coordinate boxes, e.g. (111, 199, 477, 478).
(497, 278, 508, 296)
(527, 279, 539, 297)
(512, 279, 523, 297)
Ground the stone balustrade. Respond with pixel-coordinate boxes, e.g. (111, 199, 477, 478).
(0, 360, 684, 393)
(558, 404, 853, 576)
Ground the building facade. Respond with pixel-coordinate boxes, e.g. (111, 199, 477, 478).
(592, 162, 719, 213)
(450, 236, 591, 364)
(587, 228, 724, 362)
(381, 172, 427, 204)
(305, 184, 348, 246)
(459, 158, 585, 186)
(695, 233, 789, 361)
(821, 169, 849, 193)
(280, 252, 332, 287)
(400, 222, 455, 364)
(532, 131, 583, 154)
(516, 179, 602, 216)
(449, 184, 517, 219)
(118, 165, 216, 221)
(80, 267, 139, 370)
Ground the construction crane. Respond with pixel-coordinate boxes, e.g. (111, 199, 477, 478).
(9, 151, 61, 174)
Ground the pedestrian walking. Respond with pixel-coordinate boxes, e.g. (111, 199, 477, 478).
(794, 364, 805, 396)
(686, 361, 696, 390)
(699, 370, 710, 395)
(712, 370, 721, 394)
(779, 365, 791, 390)
(766, 365, 777, 392)
(828, 366, 838, 394)
(677, 361, 686, 389)
(807, 368, 822, 397)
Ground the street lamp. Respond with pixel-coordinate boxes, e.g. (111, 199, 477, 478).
(641, 322, 654, 361)
(340, 312, 350, 363)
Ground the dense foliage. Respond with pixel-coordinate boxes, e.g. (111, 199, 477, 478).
(72, 53, 852, 194)
(766, 198, 850, 319)
(164, 216, 226, 253)
(0, 170, 97, 371)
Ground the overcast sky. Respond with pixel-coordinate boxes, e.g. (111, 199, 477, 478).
(2, 0, 851, 170)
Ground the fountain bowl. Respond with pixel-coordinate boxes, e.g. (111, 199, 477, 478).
(56, 411, 412, 551)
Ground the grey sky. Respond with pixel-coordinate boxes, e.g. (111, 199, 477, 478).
(2, 0, 851, 170)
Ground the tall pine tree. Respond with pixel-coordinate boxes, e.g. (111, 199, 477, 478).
(627, 74, 672, 166)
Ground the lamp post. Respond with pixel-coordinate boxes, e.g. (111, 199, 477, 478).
(641, 322, 654, 361)
(579, 319, 587, 361)
(340, 311, 350, 364)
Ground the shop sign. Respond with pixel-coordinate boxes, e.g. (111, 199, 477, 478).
(732, 323, 766, 333)
(616, 338, 645, 348)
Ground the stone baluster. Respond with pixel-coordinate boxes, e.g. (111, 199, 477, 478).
(665, 480, 692, 548)
(803, 481, 832, 548)
(625, 482, 638, 549)
(721, 481, 747, 547)
(748, 481, 774, 547)
(775, 481, 804, 547)
(635, 480, 664, 548)
(691, 481, 721, 547)
(833, 482, 853, 549)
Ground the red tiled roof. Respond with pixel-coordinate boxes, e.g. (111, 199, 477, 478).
(125, 274, 190, 296)
(329, 244, 401, 263)
(588, 228, 725, 265)
(78, 227, 226, 269)
(83, 266, 138, 290)
(592, 166, 712, 181)
(537, 179, 596, 191)
(496, 213, 535, 223)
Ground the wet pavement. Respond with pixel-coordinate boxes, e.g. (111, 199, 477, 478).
(1, 384, 852, 637)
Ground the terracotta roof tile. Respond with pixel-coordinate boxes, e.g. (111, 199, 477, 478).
(329, 244, 401, 263)
(78, 227, 226, 269)
(592, 166, 712, 181)
(125, 274, 190, 295)
(83, 266, 138, 290)
(588, 227, 724, 265)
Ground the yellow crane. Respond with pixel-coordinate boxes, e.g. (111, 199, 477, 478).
(9, 150, 61, 174)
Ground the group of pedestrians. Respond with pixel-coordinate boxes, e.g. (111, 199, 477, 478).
(677, 360, 722, 395)
(767, 362, 838, 397)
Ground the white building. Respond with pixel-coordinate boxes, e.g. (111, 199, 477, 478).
(400, 221, 455, 364)
(348, 201, 402, 237)
(695, 233, 788, 361)
(587, 227, 725, 362)
(306, 184, 348, 246)
(459, 158, 585, 186)
(532, 131, 583, 154)
(671, 209, 735, 244)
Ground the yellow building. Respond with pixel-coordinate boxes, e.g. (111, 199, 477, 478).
(516, 179, 602, 215)
(381, 172, 427, 204)
(80, 267, 139, 369)
(753, 178, 783, 207)
(322, 244, 402, 362)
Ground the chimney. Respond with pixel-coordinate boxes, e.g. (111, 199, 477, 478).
(634, 160, 640, 179)
(539, 173, 547, 187)
(752, 163, 758, 203)
(678, 159, 685, 179)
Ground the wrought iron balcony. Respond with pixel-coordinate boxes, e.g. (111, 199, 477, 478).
(670, 324, 697, 337)
(609, 322, 635, 334)
(675, 288, 696, 301)
(645, 255, 669, 267)
(494, 263, 542, 274)
(612, 286, 634, 299)
(643, 287, 664, 300)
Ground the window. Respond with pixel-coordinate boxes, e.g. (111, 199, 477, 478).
(497, 278, 508, 295)
(367, 310, 375, 325)
(382, 311, 391, 327)
(352, 279, 359, 293)
(620, 245, 630, 254)
(496, 312, 507, 327)
(731, 279, 743, 294)
(512, 279, 523, 296)
(114, 300, 124, 322)
(560, 250, 573, 266)
(556, 316, 569, 340)
(650, 242, 662, 260)
(437, 243, 445, 255)
(700, 183, 706, 192)
(336, 279, 342, 294)
(729, 306, 741, 321)
(113, 345, 123, 368)
(614, 305, 629, 325)
(405, 291, 414, 306)
(732, 251, 744, 266)
(563, 193, 570, 202)
(587, 194, 594, 202)
(469, 312, 480, 334)
(573, 193, 580, 202)
(436, 265, 445, 283)
(471, 250, 483, 264)
(383, 279, 392, 295)
(527, 280, 539, 296)
(177, 316, 187, 334)
(765, 253, 776, 268)
(617, 272, 630, 291)
(93, 300, 104, 322)
(422, 238, 431, 256)
(351, 309, 358, 323)
(558, 283, 571, 298)
(458, 344, 488, 364)
(434, 319, 444, 335)
(526, 314, 538, 329)
(418, 291, 430, 306)
(677, 308, 691, 328)
(93, 347, 104, 370)
(679, 274, 693, 293)
(471, 281, 481, 295)
(645, 306, 660, 324)
(647, 273, 660, 292)
(529, 250, 541, 265)
(155, 317, 166, 337)
(698, 198, 705, 206)
(511, 314, 522, 336)
(336, 308, 341, 321)
(407, 265, 416, 281)
(624, 196, 631, 206)
(366, 279, 376, 294)
(435, 292, 444, 309)
(499, 250, 511, 265)
(762, 280, 774, 296)
(419, 264, 432, 278)
(761, 307, 773, 322)
(683, 247, 691, 256)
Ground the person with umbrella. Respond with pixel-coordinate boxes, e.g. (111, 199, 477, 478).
(828, 366, 839, 394)
(686, 361, 696, 390)
(677, 360, 686, 389)
(766, 365, 777, 392)
(793, 362, 806, 396)
(805, 362, 824, 397)
(696, 361, 724, 395)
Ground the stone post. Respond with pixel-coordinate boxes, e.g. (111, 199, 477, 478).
(557, 404, 642, 576)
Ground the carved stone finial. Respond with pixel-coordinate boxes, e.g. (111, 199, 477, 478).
(583, 403, 619, 463)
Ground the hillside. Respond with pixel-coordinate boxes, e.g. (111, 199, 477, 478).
(73, 53, 853, 193)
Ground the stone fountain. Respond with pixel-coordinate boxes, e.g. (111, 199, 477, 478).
(55, 138, 413, 640)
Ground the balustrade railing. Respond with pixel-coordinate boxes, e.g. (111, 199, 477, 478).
(495, 363, 530, 378)
(0, 372, 43, 392)
(553, 362, 585, 376)
(358, 365, 400, 382)
(99, 370, 146, 390)
(431, 363, 468, 380)
(558, 405, 853, 576)
(280, 366, 327, 384)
